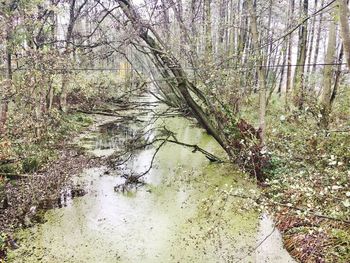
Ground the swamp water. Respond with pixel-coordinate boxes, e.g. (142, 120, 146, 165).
(8, 97, 295, 263)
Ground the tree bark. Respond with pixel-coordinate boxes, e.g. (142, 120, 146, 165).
(247, 0, 266, 143)
(59, 0, 88, 112)
(338, 0, 350, 69)
(203, 0, 213, 58)
(330, 46, 344, 105)
(293, 0, 309, 109)
(311, 0, 324, 77)
(0, 27, 13, 136)
(160, 0, 170, 43)
(306, 0, 318, 89)
(320, 18, 337, 129)
(286, 0, 295, 110)
(59, 0, 76, 112)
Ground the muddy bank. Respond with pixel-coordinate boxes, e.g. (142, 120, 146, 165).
(0, 149, 102, 232)
(0, 115, 117, 259)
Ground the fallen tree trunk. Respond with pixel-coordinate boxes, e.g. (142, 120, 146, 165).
(74, 109, 120, 117)
(115, 0, 269, 181)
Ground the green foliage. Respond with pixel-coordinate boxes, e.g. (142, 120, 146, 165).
(263, 155, 287, 178)
(327, 229, 350, 262)
(0, 232, 6, 251)
(0, 163, 18, 175)
(66, 72, 125, 107)
(254, 93, 350, 262)
(22, 157, 40, 173)
(59, 113, 92, 135)
(1, 112, 92, 176)
(331, 83, 350, 127)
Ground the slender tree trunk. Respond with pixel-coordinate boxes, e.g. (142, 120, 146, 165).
(59, 0, 76, 112)
(311, 0, 324, 79)
(228, 0, 236, 66)
(204, 0, 213, 58)
(307, 0, 318, 68)
(176, 0, 186, 61)
(338, 0, 350, 69)
(161, 0, 170, 43)
(190, 0, 198, 83)
(238, 0, 248, 59)
(293, 0, 309, 109)
(286, 0, 295, 110)
(265, 0, 273, 78)
(0, 28, 13, 136)
(278, 44, 287, 95)
(320, 18, 337, 129)
(306, 0, 318, 88)
(218, 0, 227, 56)
(60, 0, 88, 112)
(330, 46, 344, 105)
(247, 0, 266, 143)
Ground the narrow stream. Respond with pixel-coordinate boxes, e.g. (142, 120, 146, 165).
(8, 95, 295, 263)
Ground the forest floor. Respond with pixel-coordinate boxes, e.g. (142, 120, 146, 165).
(259, 97, 350, 262)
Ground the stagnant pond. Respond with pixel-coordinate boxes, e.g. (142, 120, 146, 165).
(8, 95, 295, 262)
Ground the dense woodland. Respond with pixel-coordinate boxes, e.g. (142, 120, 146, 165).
(0, 0, 350, 262)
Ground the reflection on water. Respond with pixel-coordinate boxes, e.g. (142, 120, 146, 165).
(9, 97, 295, 263)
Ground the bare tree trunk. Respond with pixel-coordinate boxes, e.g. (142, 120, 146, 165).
(228, 0, 236, 66)
(59, 0, 88, 112)
(160, 0, 170, 42)
(306, 0, 318, 89)
(311, 0, 324, 77)
(286, 0, 295, 110)
(247, 0, 266, 143)
(190, 0, 198, 48)
(59, 1, 75, 112)
(0, 28, 13, 136)
(293, 0, 309, 109)
(338, 0, 350, 69)
(278, 44, 287, 95)
(238, 0, 248, 59)
(190, 0, 199, 83)
(320, 18, 337, 129)
(264, 0, 273, 78)
(176, 0, 186, 61)
(204, 0, 213, 58)
(330, 46, 344, 108)
(218, 0, 227, 56)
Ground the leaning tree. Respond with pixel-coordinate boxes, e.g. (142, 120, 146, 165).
(108, 0, 270, 181)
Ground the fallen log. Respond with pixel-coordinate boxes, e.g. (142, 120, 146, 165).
(74, 109, 120, 117)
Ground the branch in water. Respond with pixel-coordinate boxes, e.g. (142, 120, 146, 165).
(165, 139, 224, 163)
(113, 133, 225, 192)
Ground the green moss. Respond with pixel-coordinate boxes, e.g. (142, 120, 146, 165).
(0, 163, 19, 175)
(0, 232, 5, 249)
(58, 113, 92, 136)
(22, 157, 40, 173)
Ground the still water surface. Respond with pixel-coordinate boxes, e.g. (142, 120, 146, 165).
(9, 97, 294, 263)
